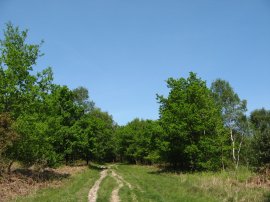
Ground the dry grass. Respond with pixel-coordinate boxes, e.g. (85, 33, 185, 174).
(0, 165, 86, 202)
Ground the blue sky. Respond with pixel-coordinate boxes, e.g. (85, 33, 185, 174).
(1, 0, 270, 125)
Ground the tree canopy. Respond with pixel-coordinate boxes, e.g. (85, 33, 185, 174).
(157, 72, 224, 170)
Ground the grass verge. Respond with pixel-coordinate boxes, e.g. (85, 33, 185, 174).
(116, 164, 269, 202)
(14, 167, 100, 202)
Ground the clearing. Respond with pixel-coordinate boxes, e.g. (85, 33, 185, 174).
(11, 164, 270, 202)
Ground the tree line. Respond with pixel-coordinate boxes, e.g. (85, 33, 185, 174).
(0, 23, 269, 174)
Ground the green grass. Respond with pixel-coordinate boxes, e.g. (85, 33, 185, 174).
(115, 164, 270, 202)
(116, 165, 214, 202)
(14, 167, 100, 202)
(15, 164, 270, 202)
(96, 174, 117, 202)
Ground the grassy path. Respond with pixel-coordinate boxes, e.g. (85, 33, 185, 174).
(15, 164, 269, 202)
(90, 166, 137, 202)
(14, 167, 100, 202)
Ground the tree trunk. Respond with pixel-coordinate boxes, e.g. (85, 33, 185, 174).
(65, 155, 68, 166)
(86, 156, 89, 165)
(236, 133, 244, 169)
(8, 161, 14, 174)
(221, 144, 225, 171)
(230, 129, 237, 168)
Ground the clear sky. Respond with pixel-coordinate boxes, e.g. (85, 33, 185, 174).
(1, 0, 270, 125)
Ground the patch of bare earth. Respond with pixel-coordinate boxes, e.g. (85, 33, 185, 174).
(0, 166, 86, 202)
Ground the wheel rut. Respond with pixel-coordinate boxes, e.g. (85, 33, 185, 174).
(88, 169, 108, 202)
(110, 171, 124, 202)
(88, 165, 137, 202)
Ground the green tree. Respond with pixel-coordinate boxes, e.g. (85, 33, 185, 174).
(9, 113, 59, 168)
(68, 87, 95, 164)
(0, 22, 43, 118)
(73, 86, 95, 113)
(0, 23, 119, 168)
(211, 79, 247, 169)
(85, 108, 116, 162)
(114, 119, 163, 164)
(46, 85, 82, 165)
(250, 108, 270, 168)
(0, 23, 61, 168)
(157, 72, 223, 170)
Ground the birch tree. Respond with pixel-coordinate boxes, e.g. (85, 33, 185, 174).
(211, 79, 247, 169)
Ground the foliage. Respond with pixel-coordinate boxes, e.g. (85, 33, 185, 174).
(114, 119, 163, 164)
(211, 79, 248, 169)
(87, 109, 116, 162)
(0, 22, 42, 118)
(0, 23, 115, 169)
(73, 86, 95, 113)
(211, 79, 247, 129)
(250, 108, 270, 168)
(157, 72, 224, 170)
(0, 113, 17, 173)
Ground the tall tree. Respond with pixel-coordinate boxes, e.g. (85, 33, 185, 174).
(47, 85, 81, 165)
(157, 72, 224, 170)
(87, 108, 116, 162)
(0, 23, 43, 118)
(250, 108, 270, 167)
(211, 79, 247, 169)
(73, 86, 95, 113)
(0, 23, 60, 168)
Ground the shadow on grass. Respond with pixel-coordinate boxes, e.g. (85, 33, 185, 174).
(147, 165, 193, 175)
(13, 169, 70, 182)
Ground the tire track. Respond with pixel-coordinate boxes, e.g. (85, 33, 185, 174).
(110, 171, 124, 202)
(88, 166, 137, 202)
(88, 169, 108, 202)
(110, 170, 138, 202)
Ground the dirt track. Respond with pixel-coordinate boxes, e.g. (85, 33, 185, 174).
(88, 169, 108, 202)
(88, 166, 137, 202)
